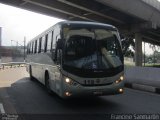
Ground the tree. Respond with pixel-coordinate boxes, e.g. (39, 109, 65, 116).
(149, 44, 160, 65)
(121, 36, 135, 57)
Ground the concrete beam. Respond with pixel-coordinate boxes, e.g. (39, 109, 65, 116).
(135, 33, 142, 66)
(22, 0, 95, 21)
(131, 22, 158, 32)
(57, 0, 125, 24)
(148, 31, 160, 38)
(118, 22, 160, 36)
(21, 0, 117, 24)
(142, 34, 160, 46)
(97, 0, 160, 28)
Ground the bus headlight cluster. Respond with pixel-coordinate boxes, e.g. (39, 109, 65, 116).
(65, 92, 72, 96)
(120, 76, 124, 81)
(115, 76, 124, 84)
(65, 77, 78, 86)
(65, 78, 71, 83)
(119, 88, 123, 93)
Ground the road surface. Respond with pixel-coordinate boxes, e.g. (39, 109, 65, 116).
(0, 68, 160, 120)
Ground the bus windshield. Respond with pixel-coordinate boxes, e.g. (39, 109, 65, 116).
(62, 27, 123, 77)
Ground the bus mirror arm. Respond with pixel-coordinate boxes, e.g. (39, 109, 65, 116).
(57, 39, 63, 49)
(52, 48, 62, 64)
(51, 50, 56, 61)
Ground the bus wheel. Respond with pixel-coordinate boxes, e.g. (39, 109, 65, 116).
(29, 66, 34, 81)
(45, 72, 52, 94)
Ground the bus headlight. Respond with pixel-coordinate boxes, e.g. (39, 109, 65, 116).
(65, 92, 72, 96)
(115, 80, 120, 84)
(65, 78, 71, 83)
(119, 88, 124, 93)
(115, 76, 124, 84)
(64, 77, 78, 86)
(120, 76, 124, 81)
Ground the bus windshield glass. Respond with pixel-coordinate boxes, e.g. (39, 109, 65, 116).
(62, 26, 123, 77)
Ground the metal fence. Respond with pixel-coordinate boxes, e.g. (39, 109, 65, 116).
(0, 62, 26, 70)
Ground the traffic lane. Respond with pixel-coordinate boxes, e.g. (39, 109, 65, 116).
(7, 77, 160, 114)
(8, 78, 119, 114)
(0, 87, 17, 114)
(0, 67, 28, 87)
(0, 67, 28, 114)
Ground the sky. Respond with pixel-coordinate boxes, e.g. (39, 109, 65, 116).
(0, 3, 63, 46)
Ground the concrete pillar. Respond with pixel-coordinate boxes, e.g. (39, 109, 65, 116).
(135, 33, 142, 66)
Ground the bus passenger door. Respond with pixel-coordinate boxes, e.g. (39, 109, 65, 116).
(54, 49, 62, 95)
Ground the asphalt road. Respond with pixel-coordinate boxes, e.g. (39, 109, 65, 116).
(0, 68, 160, 120)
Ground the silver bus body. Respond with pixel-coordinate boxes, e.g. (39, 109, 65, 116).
(26, 21, 124, 98)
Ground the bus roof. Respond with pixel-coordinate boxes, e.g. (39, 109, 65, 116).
(57, 21, 116, 29)
(28, 21, 117, 44)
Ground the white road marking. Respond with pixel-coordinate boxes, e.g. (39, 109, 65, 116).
(0, 103, 5, 114)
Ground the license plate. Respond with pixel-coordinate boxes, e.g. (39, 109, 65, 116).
(93, 91, 103, 95)
(84, 80, 95, 85)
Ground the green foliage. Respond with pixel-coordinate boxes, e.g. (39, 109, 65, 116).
(121, 37, 135, 57)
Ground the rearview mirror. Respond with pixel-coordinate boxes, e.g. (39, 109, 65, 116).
(57, 39, 63, 49)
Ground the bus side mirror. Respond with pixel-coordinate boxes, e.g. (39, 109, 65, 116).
(51, 49, 56, 61)
(57, 39, 63, 49)
(121, 39, 125, 55)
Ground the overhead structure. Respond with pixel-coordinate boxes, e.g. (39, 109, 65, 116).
(0, 0, 160, 66)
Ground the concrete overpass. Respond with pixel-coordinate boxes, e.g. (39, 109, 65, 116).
(0, 0, 160, 66)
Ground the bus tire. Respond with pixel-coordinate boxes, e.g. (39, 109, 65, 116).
(45, 71, 52, 94)
(29, 65, 34, 81)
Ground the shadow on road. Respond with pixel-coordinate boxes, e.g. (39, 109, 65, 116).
(5, 77, 122, 114)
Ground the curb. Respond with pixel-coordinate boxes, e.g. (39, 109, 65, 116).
(125, 83, 160, 94)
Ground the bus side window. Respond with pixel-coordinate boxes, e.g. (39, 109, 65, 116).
(51, 30, 54, 50)
(32, 41, 35, 54)
(47, 32, 52, 51)
(41, 36, 45, 52)
(38, 37, 42, 53)
(55, 34, 61, 64)
(30, 43, 32, 54)
(29, 44, 31, 54)
(37, 39, 39, 53)
(34, 40, 37, 53)
(44, 34, 48, 52)
(52, 25, 60, 50)
(31, 42, 33, 54)
(27, 44, 29, 54)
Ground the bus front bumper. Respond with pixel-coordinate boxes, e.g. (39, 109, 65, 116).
(62, 81, 124, 98)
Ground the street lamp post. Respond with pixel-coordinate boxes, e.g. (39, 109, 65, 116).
(24, 37, 26, 62)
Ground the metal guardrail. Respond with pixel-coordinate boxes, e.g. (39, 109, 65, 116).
(0, 62, 26, 70)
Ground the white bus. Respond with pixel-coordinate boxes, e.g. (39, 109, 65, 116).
(26, 21, 124, 98)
